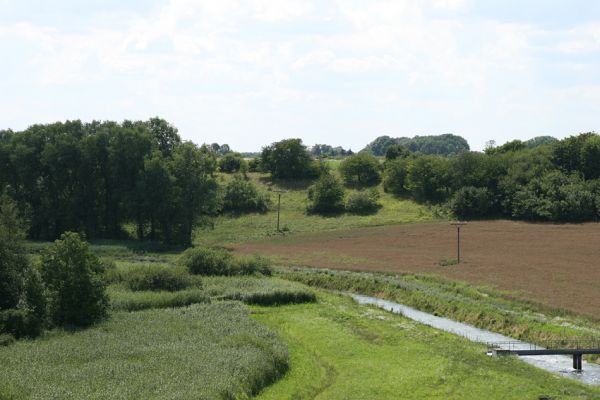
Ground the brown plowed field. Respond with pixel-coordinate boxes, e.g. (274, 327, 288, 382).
(234, 220, 600, 318)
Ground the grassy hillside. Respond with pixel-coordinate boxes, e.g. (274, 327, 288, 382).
(196, 171, 437, 247)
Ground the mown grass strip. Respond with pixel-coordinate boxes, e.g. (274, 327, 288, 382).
(252, 291, 600, 399)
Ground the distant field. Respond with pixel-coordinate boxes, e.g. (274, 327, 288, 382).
(235, 220, 600, 319)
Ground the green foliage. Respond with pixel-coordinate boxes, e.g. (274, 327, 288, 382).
(0, 195, 28, 311)
(511, 171, 596, 222)
(248, 157, 262, 172)
(0, 333, 15, 347)
(117, 264, 191, 292)
(0, 309, 42, 339)
(383, 158, 409, 196)
(524, 136, 557, 148)
(260, 138, 316, 179)
(219, 152, 247, 173)
(406, 155, 450, 203)
(448, 186, 495, 219)
(306, 172, 345, 214)
(485, 139, 526, 155)
(310, 144, 352, 157)
(0, 119, 220, 246)
(234, 255, 273, 276)
(178, 247, 273, 276)
(362, 134, 469, 156)
(339, 153, 381, 187)
(170, 143, 220, 246)
(178, 247, 233, 275)
(345, 190, 381, 215)
(108, 287, 209, 311)
(0, 303, 289, 400)
(41, 232, 108, 327)
(203, 276, 315, 306)
(384, 144, 409, 160)
(222, 174, 271, 213)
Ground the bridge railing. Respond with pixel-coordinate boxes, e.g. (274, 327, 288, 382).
(487, 339, 600, 352)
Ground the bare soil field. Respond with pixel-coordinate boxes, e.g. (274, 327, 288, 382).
(234, 220, 600, 318)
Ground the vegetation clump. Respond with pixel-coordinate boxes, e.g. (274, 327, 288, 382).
(222, 174, 271, 214)
(306, 172, 345, 214)
(178, 247, 273, 276)
(41, 232, 108, 327)
(339, 153, 381, 187)
(117, 264, 191, 292)
(260, 138, 317, 179)
(219, 152, 247, 173)
(345, 190, 381, 215)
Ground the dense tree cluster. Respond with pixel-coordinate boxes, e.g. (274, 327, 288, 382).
(310, 144, 353, 157)
(362, 134, 470, 156)
(0, 118, 219, 246)
(383, 132, 600, 222)
(260, 138, 318, 179)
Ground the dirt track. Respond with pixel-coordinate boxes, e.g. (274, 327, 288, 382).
(234, 221, 600, 318)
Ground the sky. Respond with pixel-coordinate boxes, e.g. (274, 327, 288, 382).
(1, 0, 599, 152)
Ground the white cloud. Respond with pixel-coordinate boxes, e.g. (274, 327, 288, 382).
(558, 23, 600, 53)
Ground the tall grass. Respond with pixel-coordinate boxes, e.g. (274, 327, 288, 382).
(203, 277, 316, 306)
(108, 286, 209, 311)
(0, 303, 288, 400)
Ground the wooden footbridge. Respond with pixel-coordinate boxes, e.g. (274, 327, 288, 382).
(487, 340, 600, 371)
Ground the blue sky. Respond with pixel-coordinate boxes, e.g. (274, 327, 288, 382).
(1, 0, 599, 151)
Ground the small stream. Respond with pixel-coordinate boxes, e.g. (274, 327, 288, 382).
(352, 293, 600, 385)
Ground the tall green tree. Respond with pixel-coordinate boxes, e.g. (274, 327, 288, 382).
(261, 139, 315, 179)
(171, 143, 220, 246)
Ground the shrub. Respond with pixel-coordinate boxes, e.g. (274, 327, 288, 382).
(178, 247, 233, 276)
(41, 232, 108, 327)
(0, 333, 15, 346)
(222, 174, 271, 213)
(219, 152, 247, 173)
(307, 172, 345, 214)
(178, 248, 273, 276)
(345, 190, 381, 215)
(248, 157, 261, 172)
(120, 264, 191, 292)
(233, 255, 273, 276)
(0, 309, 42, 338)
(339, 154, 381, 187)
(383, 158, 409, 196)
(448, 186, 495, 219)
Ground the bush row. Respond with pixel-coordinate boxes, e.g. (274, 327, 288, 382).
(178, 247, 272, 277)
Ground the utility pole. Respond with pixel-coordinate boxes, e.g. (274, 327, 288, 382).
(274, 190, 285, 232)
(450, 222, 467, 263)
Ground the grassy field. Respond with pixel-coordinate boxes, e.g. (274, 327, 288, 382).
(235, 220, 600, 319)
(195, 172, 436, 247)
(0, 302, 288, 400)
(252, 291, 600, 399)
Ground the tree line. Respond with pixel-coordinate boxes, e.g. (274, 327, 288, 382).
(0, 118, 226, 246)
(361, 134, 470, 156)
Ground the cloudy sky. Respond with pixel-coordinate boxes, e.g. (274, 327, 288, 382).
(1, 0, 599, 151)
